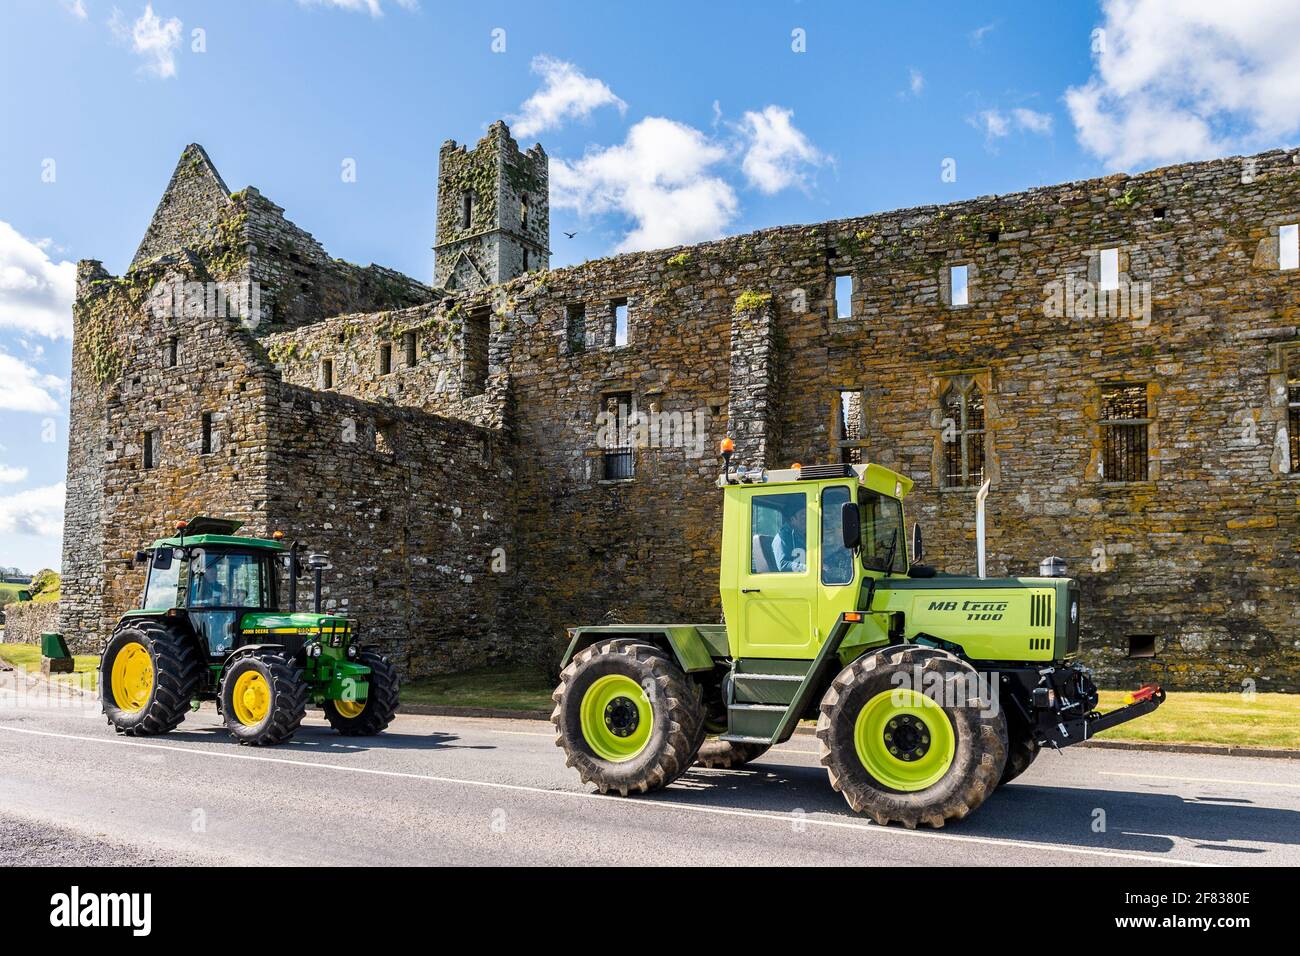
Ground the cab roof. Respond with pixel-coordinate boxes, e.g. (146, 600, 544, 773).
(718, 462, 913, 498)
(149, 516, 285, 552)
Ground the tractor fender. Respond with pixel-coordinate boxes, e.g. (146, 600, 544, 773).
(560, 626, 720, 674)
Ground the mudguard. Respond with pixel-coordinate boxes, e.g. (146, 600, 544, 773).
(559, 625, 726, 674)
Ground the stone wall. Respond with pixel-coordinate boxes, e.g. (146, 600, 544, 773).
(63, 131, 1300, 690)
(264, 384, 515, 676)
(2, 602, 62, 648)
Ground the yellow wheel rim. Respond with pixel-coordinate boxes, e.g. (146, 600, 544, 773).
(334, 698, 366, 718)
(110, 642, 153, 712)
(231, 671, 272, 726)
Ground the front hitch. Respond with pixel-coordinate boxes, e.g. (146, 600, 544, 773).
(1039, 684, 1165, 749)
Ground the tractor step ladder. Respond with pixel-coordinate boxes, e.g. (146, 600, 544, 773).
(722, 661, 810, 742)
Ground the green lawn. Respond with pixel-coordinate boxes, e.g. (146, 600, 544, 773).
(1094, 690, 1299, 749)
(402, 663, 555, 712)
(0, 583, 28, 605)
(0, 642, 99, 690)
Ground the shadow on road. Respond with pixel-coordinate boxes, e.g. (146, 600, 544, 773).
(162, 724, 496, 754)
(664, 761, 1297, 857)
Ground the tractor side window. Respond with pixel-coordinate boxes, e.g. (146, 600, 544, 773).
(189, 551, 266, 608)
(820, 485, 854, 585)
(750, 492, 807, 574)
(860, 491, 907, 574)
(142, 556, 182, 610)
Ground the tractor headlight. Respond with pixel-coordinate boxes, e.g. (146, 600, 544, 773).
(346, 644, 358, 660)
(309, 644, 322, 658)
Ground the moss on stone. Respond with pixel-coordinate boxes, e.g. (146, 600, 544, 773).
(733, 290, 772, 314)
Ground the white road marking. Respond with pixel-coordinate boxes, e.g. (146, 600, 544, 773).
(0, 723, 1215, 867)
(1099, 771, 1300, 790)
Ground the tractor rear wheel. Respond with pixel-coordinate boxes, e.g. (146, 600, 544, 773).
(999, 729, 1040, 786)
(695, 738, 771, 769)
(100, 622, 201, 736)
(552, 640, 704, 796)
(219, 652, 308, 746)
(323, 650, 400, 735)
(816, 645, 1007, 828)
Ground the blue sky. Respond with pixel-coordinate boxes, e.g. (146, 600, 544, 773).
(1, 0, 1298, 572)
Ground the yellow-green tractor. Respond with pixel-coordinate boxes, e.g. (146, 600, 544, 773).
(552, 448, 1163, 827)
(98, 517, 399, 746)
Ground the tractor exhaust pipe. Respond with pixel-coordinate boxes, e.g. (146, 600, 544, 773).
(975, 479, 991, 578)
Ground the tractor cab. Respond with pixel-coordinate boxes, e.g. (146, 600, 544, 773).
(136, 516, 291, 659)
(717, 461, 911, 660)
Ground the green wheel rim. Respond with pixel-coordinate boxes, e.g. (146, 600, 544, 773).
(579, 674, 652, 762)
(853, 688, 956, 792)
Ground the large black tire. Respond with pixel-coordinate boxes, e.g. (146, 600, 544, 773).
(552, 640, 704, 796)
(219, 652, 308, 746)
(695, 738, 771, 769)
(100, 622, 201, 737)
(999, 728, 1040, 786)
(816, 645, 1007, 828)
(323, 650, 400, 735)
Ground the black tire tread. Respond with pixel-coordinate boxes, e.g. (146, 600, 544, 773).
(323, 650, 400, 735)
(551, 639, 704, 796)
(101, 621, 201, 737)
(219, 652, 308, 746)
(815, 645, 1006, 829)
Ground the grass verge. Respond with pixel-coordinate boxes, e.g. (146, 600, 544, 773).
(1094, 690, 1299, 749)
(0, 642, 99, 691)
(402, 663, 554, 712)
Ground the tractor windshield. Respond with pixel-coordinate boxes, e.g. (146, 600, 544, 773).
(187, 549, 270, 609)
(859, 490, 907, 575)
(142, 553, 182, 610)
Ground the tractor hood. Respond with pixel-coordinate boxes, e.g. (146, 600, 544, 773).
(240, 611, 353, 640)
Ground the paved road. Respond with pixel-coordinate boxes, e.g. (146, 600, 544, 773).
(1, 678, 1297, 866)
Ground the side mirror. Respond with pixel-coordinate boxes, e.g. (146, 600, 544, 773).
(911, 523, 924, 564)
(134, 550, 149, 566)
(840, 502, 861, 550)
(153, 547, 173, 571)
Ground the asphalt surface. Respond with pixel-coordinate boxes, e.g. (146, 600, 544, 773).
(1, 675, 1297, 867)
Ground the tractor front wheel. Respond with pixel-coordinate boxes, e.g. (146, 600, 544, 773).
(816, 645, 1007, 828)
(552, 640, 704, 796)
(323, 650, 400, 735)
(100, 622, 201, 736)
(219, 652, 308, 746)
(999, 728, 1040, 786)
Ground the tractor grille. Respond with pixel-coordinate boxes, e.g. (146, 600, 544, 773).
(1030, 592, 1054, 628)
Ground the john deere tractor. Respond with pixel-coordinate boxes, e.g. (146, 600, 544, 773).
(552, 448, 1164, 827)
(100, 517, 399, 746)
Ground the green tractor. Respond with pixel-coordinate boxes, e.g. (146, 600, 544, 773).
(100, 516, 399, 746)
(552, 448, 1164, 827)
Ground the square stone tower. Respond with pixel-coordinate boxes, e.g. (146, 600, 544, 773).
(434, 120, 550, 292)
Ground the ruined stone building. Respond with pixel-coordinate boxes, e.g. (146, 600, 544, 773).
(62, 120, 1300, 689)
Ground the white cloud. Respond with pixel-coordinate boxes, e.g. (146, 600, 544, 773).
(737, 106, 827, 194)
(0, 220, 76, 339)
(0, 466, 29, 484)
(1011, 108, 1053, 134)
(969, 107, 1053, 142)
(296, 0, 419, 15)
(109, 4, 183, 79)
(971, 109, 1010, 139)
(908, 68, 925, 96)
(65, 0, 88, 19)
(0, 482, 65, 538)
(552, 117, 738, 253)
(1067, 0, 1300, 169)
(971, 22, 996, 45)
(0, 352, 65, 414)
(509, 56, 626, 140)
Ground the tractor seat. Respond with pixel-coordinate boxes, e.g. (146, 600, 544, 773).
(751, 534, 777, 574)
